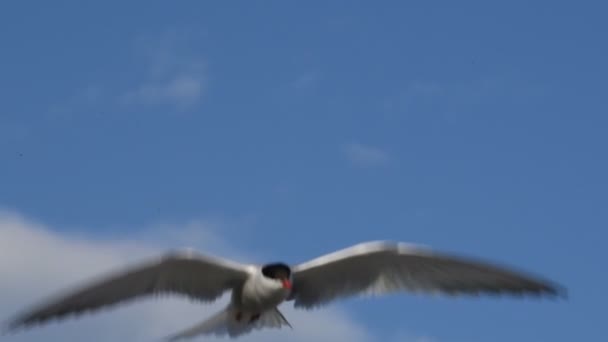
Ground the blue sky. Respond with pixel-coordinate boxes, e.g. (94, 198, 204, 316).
(1, 1, 607, 341)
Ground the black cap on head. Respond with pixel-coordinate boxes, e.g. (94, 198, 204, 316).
(261, 263, 291, 279)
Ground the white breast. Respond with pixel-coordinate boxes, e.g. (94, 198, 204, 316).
(240, 270, 290, 311)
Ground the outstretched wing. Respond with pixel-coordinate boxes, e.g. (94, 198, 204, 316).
(7, 250, 252, 330)
(290, 241, 564, 309)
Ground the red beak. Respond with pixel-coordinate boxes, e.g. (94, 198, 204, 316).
(281, 279, 292, 290)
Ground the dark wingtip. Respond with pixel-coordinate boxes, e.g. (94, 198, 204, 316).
(1, 323, 11, 336)
(512, 281, 568, 301)
(1, 318, 23, 336)
(533, 277, 568, 300)
(550, 283, 568, 300)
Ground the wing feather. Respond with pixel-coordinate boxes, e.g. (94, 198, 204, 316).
(291, 241, 564, 308)
(7, 250, 251, 330)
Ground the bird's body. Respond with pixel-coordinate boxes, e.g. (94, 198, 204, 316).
(237, 266, 291, 313)
(4, 241, 565, 339)
(167, 264, 294, 339)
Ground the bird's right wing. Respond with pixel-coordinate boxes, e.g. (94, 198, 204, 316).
(6, 250, 253, 330)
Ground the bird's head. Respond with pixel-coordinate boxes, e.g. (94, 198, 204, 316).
(261, 263, 292, 290)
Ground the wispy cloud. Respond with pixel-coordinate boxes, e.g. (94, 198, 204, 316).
(382, 74, 547, 114)
(123, 74, 204, 109)
(122, 29, 207, 110)
(291, 71, 321, 90)
(48, 28, 207, 116)
(344, 143, 390, 167)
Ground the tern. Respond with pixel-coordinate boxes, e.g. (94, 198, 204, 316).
(5, 241, 564, 339)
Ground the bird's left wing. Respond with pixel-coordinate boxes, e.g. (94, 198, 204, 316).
(6, 250, 252, 330)
(290, 241, 564, 309)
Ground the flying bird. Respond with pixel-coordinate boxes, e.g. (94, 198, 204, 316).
(5, 241, 564, 339)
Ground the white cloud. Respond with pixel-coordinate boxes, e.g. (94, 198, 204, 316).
(0, 211, 374, 342)
(46, 29, 207, 116)
(344, 143, 390, 167)
(122, 30, 207, 110)
(292, 71, 321, 90)
(123, 74, 204, 109)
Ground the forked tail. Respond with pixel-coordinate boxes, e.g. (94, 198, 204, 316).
(166, 307, 291, 341)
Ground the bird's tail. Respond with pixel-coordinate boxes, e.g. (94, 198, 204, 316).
(166, 307, 291, 341)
